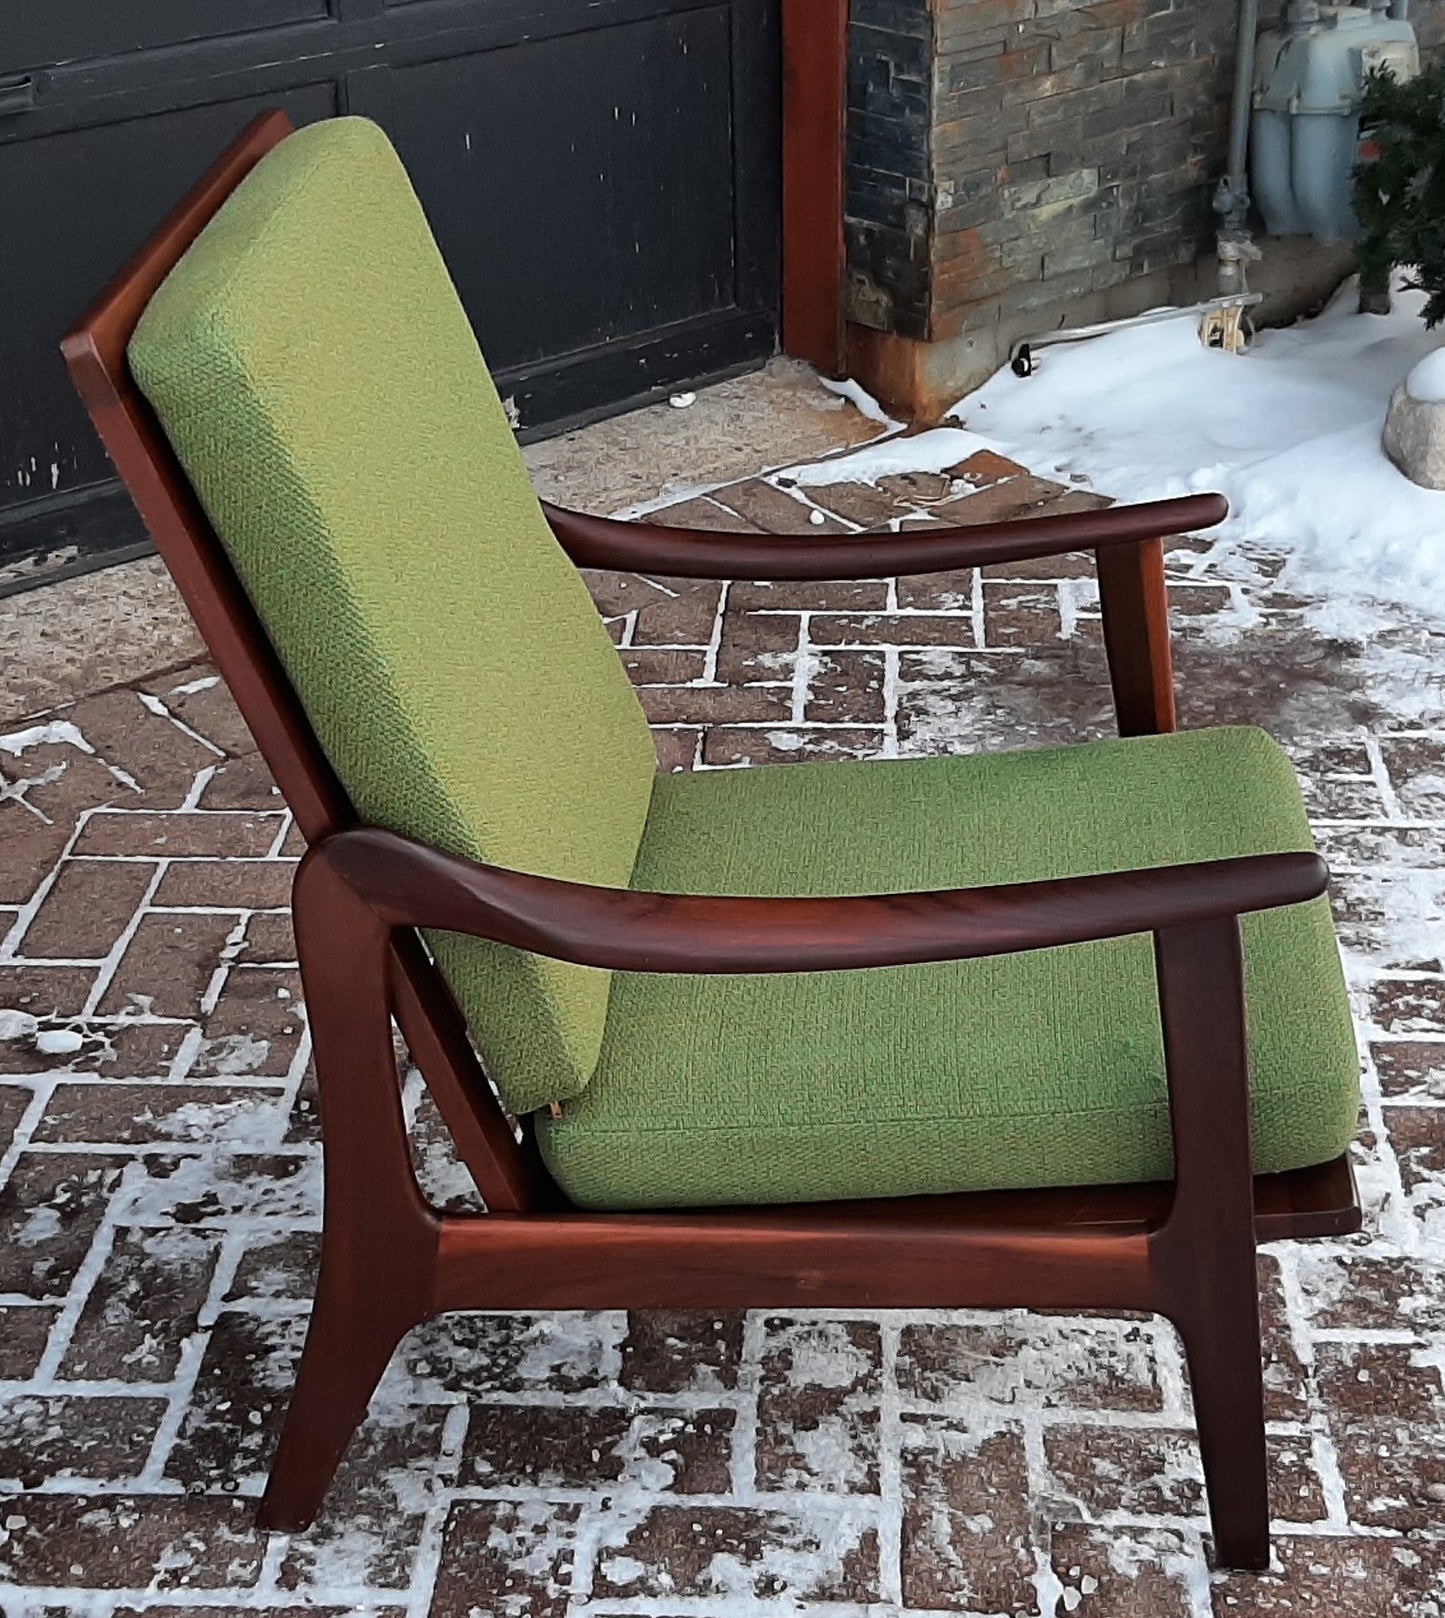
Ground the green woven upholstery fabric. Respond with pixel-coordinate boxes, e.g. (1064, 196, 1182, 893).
(539, 727, 1359, 1209)
(128, 118, 657, 1114)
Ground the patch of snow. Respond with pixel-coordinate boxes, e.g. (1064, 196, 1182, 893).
(150, 1095, 291, 1147)
(780, 426, 993, 488)
(198, 1032, 271, 1076)
(771, 1319, 876, 1389)
(0, 720, 93, 757)
(820, 374, 902, 428)
(782, 1411, 873, 1492)
(668, 391, 696, 408)
(33, 1028, 84, 1056)
(0, 1010, 38, 1043)
(119, 1149, 322, 1226)
(15, 1205, 62, 1247)
(949, 276, 1445, 618)
(514, 1312, 627, 1386)
(1408, 345, 1445, 402)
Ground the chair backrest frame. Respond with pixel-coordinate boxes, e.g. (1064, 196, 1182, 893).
(61, 108, 547, 1214)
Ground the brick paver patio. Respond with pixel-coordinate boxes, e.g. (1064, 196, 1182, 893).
(2, 439, 1444, 1615)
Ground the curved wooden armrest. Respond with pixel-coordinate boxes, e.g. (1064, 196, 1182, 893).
(311, 826, 1326, 974)
(541, 492, 1228, 581)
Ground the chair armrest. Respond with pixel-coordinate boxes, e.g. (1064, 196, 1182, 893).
(311, 826, 1326, 974)
(541, 492, 1228, 581)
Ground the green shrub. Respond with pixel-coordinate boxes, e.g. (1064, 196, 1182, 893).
(1355, 61, 1445, 323)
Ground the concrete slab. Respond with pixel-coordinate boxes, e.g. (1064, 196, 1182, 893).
(0, 359, 883, 726)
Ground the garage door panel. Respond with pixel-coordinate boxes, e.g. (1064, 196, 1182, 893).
(6, 3, 331, 74)
(0, 83, 339, 517)
(391, 7, 736, 371)
(0, 0, 778, 588)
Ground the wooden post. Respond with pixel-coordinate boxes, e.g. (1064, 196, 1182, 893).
(781, 0, 848, 375)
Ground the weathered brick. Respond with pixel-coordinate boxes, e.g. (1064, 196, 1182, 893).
(61, 1226, 221, 1382)
(0, 1153, 128, 1299)
(97, 912, 240, 1020)
(140, 666, 255, 757)
(621, 646, 708, 684)
(0, 1305, 56, 1379)
(592, 1504, 879, 1603)
(1049, 1526, 1195, 1617)
(804, 651, 888, 724)
(898, 1318, 1163, 1411)
(1315, 1340, 1445, 1423)
(701, 726, 884, 765)
(73, 811, 280, 859)
(0, 1496, 265, 1589)
(811, 614, 977, 648)
(901, 1417, 1034, 1612)
(152, 859, 294, 910)
(583, 572, 723, 646)
(1211, 1535, 1445, 1614)
(0, 1394, 165, 1485)
(619, 1310, 744, 1393)
(756, 1318, 882, 1494)
(63, 690, 218, 809)
(846, 0, 1241, 351)
(431, 1502, 577, 1618)
(20, 859, 157, 961)
(638, 683, 793, 726)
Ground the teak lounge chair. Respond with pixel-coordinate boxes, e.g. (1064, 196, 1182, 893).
(64, 111, 1362, 1572)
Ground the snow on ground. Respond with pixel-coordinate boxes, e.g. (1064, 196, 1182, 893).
(949, 276, 1445, 615)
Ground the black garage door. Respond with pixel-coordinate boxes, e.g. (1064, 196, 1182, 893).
(0, 0, 780, 589)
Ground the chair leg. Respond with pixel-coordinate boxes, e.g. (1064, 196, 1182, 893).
(1152, 918, 1271, 1572)
(258, 850, 440, 1531)
(258, 1245, 428, 1531)
(1175, 1279, 1271, 1570)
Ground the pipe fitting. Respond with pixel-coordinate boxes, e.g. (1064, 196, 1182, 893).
(1217, 232, 1263, 296)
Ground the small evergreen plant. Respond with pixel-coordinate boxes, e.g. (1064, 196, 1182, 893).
(1355, 61, 1445, 323)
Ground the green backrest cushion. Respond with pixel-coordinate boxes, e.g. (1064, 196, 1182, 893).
(128, 117, 658, 1114)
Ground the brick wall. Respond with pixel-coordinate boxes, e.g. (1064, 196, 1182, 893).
(845, 0, 1445, 409)
(847, 0, 935, 340)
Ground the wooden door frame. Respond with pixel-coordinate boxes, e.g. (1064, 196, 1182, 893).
(781, 0, 848, 374)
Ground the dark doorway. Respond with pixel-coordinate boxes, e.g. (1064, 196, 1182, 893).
(1, 0, 780, 590)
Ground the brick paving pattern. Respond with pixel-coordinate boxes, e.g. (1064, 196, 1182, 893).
(2, 443, 1445, 1614)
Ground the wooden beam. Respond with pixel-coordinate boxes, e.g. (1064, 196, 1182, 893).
(781, 0, 848, 374)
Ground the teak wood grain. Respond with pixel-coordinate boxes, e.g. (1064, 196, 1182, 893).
(63, 110, 1360, 1571)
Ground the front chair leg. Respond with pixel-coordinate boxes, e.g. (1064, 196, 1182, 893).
(1174, 1270, 1269, 1570)
(259, 850, 440, 1532)
(1153, 917, 1270, 1571)
(258, 1237, 433, 1531)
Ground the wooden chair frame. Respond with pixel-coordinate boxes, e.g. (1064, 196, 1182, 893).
(62, 111, 1361, 1571)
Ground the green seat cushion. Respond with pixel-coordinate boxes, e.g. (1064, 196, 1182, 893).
(539, 726, 1359, 1210)
(128, 118, 657, 1115)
